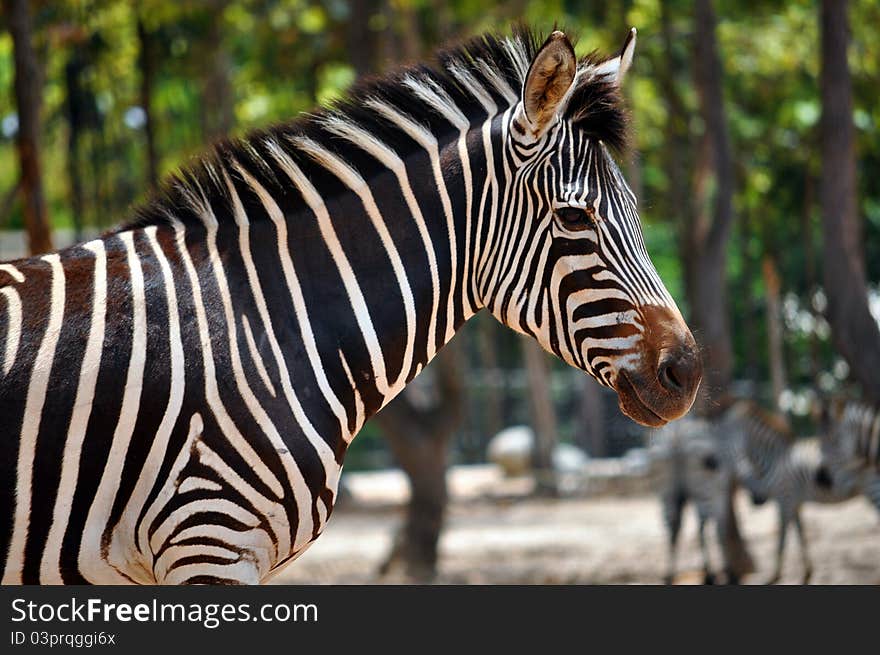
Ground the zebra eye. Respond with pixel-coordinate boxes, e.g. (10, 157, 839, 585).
(554, 206, 596, 232)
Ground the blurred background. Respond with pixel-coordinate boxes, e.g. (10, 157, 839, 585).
(1, 0, 878, 584)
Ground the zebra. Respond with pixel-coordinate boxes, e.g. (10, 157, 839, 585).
(651, 417, 730, 584)
(820, 399, 880, 513)
(719, 399, 860, 584)
(0, 27, 701, 584)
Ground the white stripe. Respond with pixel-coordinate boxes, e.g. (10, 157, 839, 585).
(0, 263, 25, 283)
(114, 226, 186, 578)
(162, 559, 262, 585)
(224, 164, 342, 509)
(476, 106, 514, 298)
(337, 349, 364, 439)
(502, 36, 530, 80)
(447, 63, 498, 113)
(78, 232, 148, 584)
(138, 412, 205, 583)
(40, 240, 107, 584)
(190, 439, 287, 556)
(2, 254, 65, 584)
(139, 417, 286, 581)
(153, 544, 243, 583)
(472, 110, 500, 304)
(0, 287, 22, 375)
(475, 58, 518, 104)
(401, 77, 479, 320)
(241, 313, 277, 398)
(177, 477, 223, 494)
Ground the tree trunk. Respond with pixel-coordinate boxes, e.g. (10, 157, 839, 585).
(658, 1, 696, 328)
(378, 0, 400, 66)
(6, 0, 53, 255)
(0, 180, 21, 228)
(64, 48, 88, 242)
(476, 315, 504, 441)
(522, 337, 558, 495)
(802, 172, 822, 383)
(395, 0, 421, 61)
(691, 0, 735, 406)
(718, 478, 755, 583)
(578, 376, 606, 458)
(819, 0, 880, 402)
(346, 0, 380, 77)
(738, 211, 760, 379)
(201, 5, 234, 142)
(690, 0, 753, 582)
(429, 0, 453, 42)
(762, 255, 788, 418)
(373, 338, 465, 581)
(137, 18, 159, 188)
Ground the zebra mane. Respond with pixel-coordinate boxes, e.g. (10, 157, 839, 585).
(124, 26, 629, 232)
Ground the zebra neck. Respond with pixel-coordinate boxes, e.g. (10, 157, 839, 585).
(203, 115, 503, 446)
(318, 123, 493, 431)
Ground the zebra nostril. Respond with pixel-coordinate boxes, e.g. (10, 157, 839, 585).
(657, 348, 700, 396)
(658, 358, 683, 392)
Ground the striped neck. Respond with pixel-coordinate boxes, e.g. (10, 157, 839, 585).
(136, 97, 518, 456)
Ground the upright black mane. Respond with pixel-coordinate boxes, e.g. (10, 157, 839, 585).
(564, 59, 630, 153)
(123, 26, 629, 233)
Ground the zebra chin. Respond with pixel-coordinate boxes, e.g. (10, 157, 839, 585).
(613, 368, 699, 428)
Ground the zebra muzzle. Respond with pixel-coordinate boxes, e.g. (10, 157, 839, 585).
(613, 307, 702, 427)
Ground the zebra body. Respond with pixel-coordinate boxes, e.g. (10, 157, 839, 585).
(720, 399, 860, 584)
(822, 400, 880, 513)
(651, 417, 730, 584)
(0, 28, 700, 584)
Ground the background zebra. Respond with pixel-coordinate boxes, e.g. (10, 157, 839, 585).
(651, 416, 730, 584)
(0, 27, 701, 584)
(718, 399, 862, 584)
(821, 399, 880, 514)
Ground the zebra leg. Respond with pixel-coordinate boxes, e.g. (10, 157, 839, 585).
(767, 504, 788, 585)
(663, 492, 684, 584)
(793, 511, 812, 584)
(698, 515, 715, 585)
(864, 476, 880, 519)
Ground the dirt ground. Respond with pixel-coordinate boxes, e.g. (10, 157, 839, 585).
(272, 466, 880, 585)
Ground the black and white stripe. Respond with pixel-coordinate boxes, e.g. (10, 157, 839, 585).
(719, 399, 861, 584)
(651, 417, 729, 584)
(1, 28, 698, 584)
(822, 400, 880, 514)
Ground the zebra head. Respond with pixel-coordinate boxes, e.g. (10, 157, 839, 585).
(484, 30, 701, 427)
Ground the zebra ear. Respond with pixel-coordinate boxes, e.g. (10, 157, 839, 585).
(512, 31, 576, 142)
(592, 28, 637, 86)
